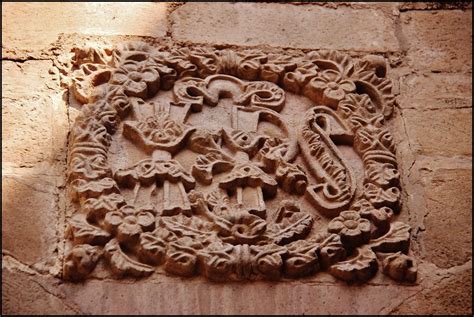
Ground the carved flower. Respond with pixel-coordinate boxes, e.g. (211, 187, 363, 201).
(208, 192, 267, 244)
(304, 69, 356, 108)
(215, 209, 267, 245)
(111, 60, 160, 98)
(328, 210, 371, 248)
(104, 205, 156, 243)
(137, 113, 184, 144)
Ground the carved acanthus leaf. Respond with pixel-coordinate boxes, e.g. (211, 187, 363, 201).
(363, 183, 400, 210)
(378, 251, 417, 283)
(138, 232, 167, 265)
(248, 244, 288, 280)
(369, 222, 411, 254)
(63, 244, 103, 281)
(164, 237, 201, 276)
(317, 232, 347, 270)
(104, 239, 155, 277)
(329, 247, 378, 283)
(66, 217, 111, 245)
(71, 63, 112, 104)
(268, 201, 313, 245)
(197, 241, 235, 281)
(159, 214, 215, 241)
(284, 239, 320, 277)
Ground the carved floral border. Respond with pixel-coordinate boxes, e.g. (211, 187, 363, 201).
(63, 42, 417, 283)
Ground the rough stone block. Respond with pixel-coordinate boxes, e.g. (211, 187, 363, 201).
(1, 171, 61, 269)
(398, 73, 472, 110)
(416, 158, 472, 268)
(401, 108, 472, 156)
(2, 60, 68, 168)
(2, 269, 79, 315)
(59, 276, 420, 314)
(2, 2, 169, 51)
(171, 3, 399, 52)
(391, 266, 472, 315)
(401, 10, 472, 72)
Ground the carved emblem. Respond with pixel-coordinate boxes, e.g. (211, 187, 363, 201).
(63, 42, 416, 283)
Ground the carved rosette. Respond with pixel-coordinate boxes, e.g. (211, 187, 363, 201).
(63, 42, 416, 284)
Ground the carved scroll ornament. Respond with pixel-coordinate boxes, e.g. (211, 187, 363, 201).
(63, 42, 416, 284)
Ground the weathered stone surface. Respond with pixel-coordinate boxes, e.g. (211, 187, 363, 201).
(391, 265, 472, 315)
(398, 73, 472, 110)
(410, 157, 472, 268)
(2, 170, 61, 269)
(171, 3, 400, 52)
(59, 274, 420, 315)
(399, 2, 472, 11)
(2, 60, 68, 168)
(1, 2, 472, 315)
(2, 269, 79, 315)
(401, 108, 472, 156)
(1, 2, 169, 51)
(401, 10, 472, 72)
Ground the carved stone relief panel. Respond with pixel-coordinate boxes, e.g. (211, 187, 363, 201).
(63, 42, 416, 283)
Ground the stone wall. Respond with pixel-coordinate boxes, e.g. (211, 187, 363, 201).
(2, 2, 472, 315)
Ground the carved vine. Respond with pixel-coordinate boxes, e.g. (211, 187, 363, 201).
(63, 42, 416, 284)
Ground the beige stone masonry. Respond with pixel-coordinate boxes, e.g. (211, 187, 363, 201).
(2, 2, 472, 315)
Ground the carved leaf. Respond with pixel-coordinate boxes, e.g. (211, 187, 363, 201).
(198, 241, 235, 281)
(71, 45, 113, 67)
(159, 214, 215, 241)
(66, 218, 111, 245)
(138, 232, 167, 265)
(379, 251, 417, 283)
(269, 212, 313, 246)
(250, 244, 288, 280)
(71, 63, 111, 104)
(284, 239, 320, 278)
(369, 222, 411, 254)
(63, 244, 103, 281)
(164, 237, 200, 276)
(104, 239, 155, 277)
(316, 233, 346, 270)
(275, 161, 308, 195)
(329, 247, 378, 283)
(363, 183, 400, 210)
(83, 193, 126, 221)
(192, 152, 234, 185)
(260, 54, 297, 83)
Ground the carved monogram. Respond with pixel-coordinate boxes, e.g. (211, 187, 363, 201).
(63, 42, 416, 283)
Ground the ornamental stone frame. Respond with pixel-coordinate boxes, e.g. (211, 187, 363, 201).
(63, 41, 416, 283)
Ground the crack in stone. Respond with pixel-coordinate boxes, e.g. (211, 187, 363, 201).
(2, 253, 37, 274)
(402, 105, 473, 111)
(385, 265, 469, 315)
(28, 276, 85, 314)
(2, 57, 54, 63)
